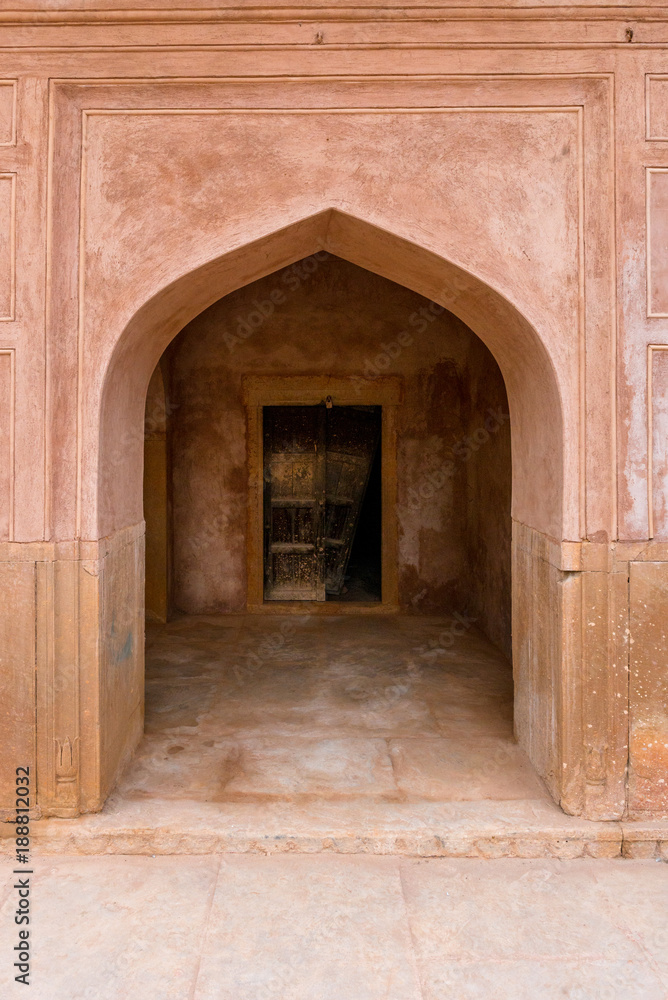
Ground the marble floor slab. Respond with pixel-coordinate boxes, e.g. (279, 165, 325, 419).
(1, 856, 666, 999)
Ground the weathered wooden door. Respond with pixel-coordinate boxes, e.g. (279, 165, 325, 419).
(263, 406, 326, 601)
(263, 404, 380, 601)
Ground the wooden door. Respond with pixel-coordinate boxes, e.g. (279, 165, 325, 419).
(263, 404, 380, 601)
(263, 406, 326, 601)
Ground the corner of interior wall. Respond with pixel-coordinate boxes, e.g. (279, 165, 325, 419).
(463, 338, 512, 662)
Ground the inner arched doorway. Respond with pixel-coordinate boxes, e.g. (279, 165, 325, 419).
(127, 253, 541, 813)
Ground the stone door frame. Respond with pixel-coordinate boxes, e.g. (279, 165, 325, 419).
(243, 375, 402, 613)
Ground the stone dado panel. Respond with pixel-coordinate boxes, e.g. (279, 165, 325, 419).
(0, 525, 144, 819)
(99, 525, 145, 808)
(629, 560, 668, 817)
(0, 557, 35, 815)
(512, 522, 629, 821)
(36, 525, 145, 818)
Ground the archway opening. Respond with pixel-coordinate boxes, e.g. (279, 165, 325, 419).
(113, 253, 552, 813)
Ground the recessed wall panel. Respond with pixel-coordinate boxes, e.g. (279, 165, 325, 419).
(650, 347, 668, 539)
(0, 174, 15, 320)
(648, 169, 668, 317)
(647, 76, 668, 140)
(0, 349, 13, 540)
(0, 82, 15, 146)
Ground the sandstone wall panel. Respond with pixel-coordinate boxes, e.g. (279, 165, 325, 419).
(0, 82, 15, 147)
(629, 560, 668, 816)
(646, 76, 668, 141)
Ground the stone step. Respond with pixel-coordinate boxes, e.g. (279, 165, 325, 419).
(5, 797, 667, 860)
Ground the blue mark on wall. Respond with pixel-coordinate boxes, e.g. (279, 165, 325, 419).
(109, 611, 134, 665)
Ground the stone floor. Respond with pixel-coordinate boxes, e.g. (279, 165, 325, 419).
(127, 613, 546, 806)
(1, 855, 667, 999)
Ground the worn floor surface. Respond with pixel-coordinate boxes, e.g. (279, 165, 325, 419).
(126, 614, 546, 806)
(1, 856, 667, 999)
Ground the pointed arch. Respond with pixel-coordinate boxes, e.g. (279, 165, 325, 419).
(95, 209, 569, 545)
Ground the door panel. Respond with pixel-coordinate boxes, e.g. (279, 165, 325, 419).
(263, 404, 380, 601)
(263, 406, 325, 601)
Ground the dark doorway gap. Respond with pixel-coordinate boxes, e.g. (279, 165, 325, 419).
(328, 434, 382, 603)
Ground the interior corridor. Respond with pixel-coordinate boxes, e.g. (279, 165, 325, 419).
(115, 614, 547, 807)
